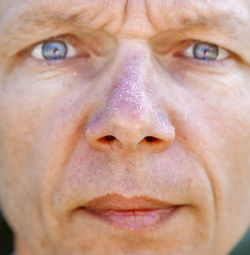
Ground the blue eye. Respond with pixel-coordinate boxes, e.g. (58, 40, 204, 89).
(184, 41, 229, 61)
(42, 41, 67, 60)
(32, 39, 77, 60)
(193, 42, 218, 60)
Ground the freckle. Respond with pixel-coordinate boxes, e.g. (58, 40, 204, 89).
(40, 239, 46, 248)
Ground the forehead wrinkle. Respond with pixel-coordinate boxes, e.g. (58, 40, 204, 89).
(146, 0, 250, 34)
(118, 0, 156, 38)
(2, 0, 131, 32)
(1, 0, 109, 32)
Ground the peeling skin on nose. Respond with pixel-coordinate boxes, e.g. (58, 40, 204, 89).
(110, 56, 154, 117)
(157, 112, 171, 130)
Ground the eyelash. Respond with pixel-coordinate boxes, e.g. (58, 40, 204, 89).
(168, 40, 233, 70)
(30, 37, 232, 70)
(31, 39, 77, 60)
(184, 43, 229, 60)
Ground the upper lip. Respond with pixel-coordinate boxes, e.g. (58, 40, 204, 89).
(82, 193, 174, 211)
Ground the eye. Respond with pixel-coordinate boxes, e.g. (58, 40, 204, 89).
(183, 42, 229, 61)
(31, 40, 77, 60)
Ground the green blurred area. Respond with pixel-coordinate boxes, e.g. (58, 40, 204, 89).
(0, 213, 249, 254)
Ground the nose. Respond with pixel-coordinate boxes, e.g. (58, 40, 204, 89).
(85, 55, 175, 153)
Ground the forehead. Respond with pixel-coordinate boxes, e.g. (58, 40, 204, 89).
(1, 0, 250, 33)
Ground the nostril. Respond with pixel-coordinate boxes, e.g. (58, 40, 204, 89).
(98, 135, 116, 144)
(105, 135, 116, 141)
(145, 136, 160, 143)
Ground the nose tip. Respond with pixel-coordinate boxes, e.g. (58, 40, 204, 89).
(85, 109, 175, 153)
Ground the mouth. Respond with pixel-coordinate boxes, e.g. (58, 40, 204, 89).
(76, 193, 180, 231)
(85, 207, 177, 231)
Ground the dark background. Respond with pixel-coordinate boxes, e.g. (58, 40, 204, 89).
(0, 212, 250, 254)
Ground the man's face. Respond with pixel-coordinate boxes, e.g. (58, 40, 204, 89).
(0, 0, 250, 254)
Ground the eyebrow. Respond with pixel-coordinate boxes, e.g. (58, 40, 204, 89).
(0, 6, 85, 57)
(0, 0, 250, 59)
(148, 0, 250, 37)
(176, 12, 249, 42)
(0, 1, 106, 59)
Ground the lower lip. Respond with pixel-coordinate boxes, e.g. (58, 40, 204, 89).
(84, 207, 177, 231)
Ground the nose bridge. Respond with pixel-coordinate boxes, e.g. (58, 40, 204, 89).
(108, 53, 152, 120)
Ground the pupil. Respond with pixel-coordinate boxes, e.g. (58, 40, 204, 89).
(193, 42, 218, 60)
(42, 41, 67, 60)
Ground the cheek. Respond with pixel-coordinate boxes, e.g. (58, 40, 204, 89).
(0, 68, 79, 202)
(170, 71, 250, 252)
(0, 61, 101, 213)
(0, 66, 78, 151)
(0, 67, 88, 249)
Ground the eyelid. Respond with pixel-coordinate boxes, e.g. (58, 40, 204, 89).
(31, 40, 77, 60)
(183, 42, 230, 60)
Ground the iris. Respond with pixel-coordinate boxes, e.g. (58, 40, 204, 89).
(193, 42, 219, 60)
(42, 41, 67, 60)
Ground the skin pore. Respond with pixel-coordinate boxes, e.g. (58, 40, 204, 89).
(0, 0, 250, 254)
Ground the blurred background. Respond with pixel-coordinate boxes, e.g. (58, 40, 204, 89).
(0, 212, 250, 254)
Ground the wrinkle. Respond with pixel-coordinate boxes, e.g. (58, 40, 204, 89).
(122, 0, 129, 27)
(119, 0, 155, 38)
